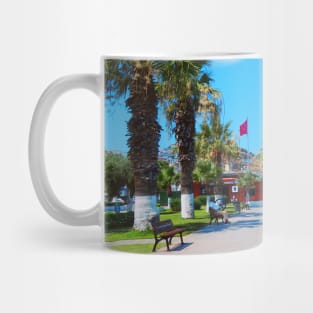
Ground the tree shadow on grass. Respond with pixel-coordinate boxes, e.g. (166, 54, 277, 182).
(236, 211, 263, 218)
(176, 221, 212, 233)
(160, 210, 179, 215)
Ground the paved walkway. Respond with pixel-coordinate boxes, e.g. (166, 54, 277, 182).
(106, 206, 263, 254)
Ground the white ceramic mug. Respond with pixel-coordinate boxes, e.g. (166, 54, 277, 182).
(29, 53, 263, 254)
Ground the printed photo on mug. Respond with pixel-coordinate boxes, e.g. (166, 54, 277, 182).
(104, 56, 263, 254)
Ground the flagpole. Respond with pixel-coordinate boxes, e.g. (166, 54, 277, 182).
(247, 117, 250, 172)
(246, 118, 250, 204)
(238, 131, 241, 172)
(239, 118, 250, 205)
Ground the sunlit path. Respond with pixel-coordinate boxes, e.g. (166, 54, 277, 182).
(157, 206, 262, 254)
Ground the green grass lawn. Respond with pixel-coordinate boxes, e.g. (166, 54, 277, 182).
(109, 242, 167, 254)
(105, 205, 236, 242)
(109, 244, 156, 254)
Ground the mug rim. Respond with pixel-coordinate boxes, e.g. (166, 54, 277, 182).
(102, 52, 261, 60)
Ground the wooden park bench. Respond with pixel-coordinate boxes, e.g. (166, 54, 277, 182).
(150, 218, 185, 252)
(209, 207, 224, 224)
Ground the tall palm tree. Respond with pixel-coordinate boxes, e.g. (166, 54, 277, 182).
(154, 61, 209, 218)
(238, 171, 260, 203)
(105, 60, 161, 230)
(193, 159, 221, 194)
(157, 160, 180, 192)
(196, 115, 239, 188)
(197, 73, 222, 120)
(211, 119, 237, 168)
(157, 160, 180, 206)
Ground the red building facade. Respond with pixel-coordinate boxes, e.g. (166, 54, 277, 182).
(193, 173, 263, 203)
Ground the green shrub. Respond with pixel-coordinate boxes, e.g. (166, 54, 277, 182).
(105, 202, 118, 206)
(171, 191, 181, 199)
(194, 197, 202, 210)
(195, 195, 207, 206)
(105, 211, 134, 230)
(170, 198, 181, 212)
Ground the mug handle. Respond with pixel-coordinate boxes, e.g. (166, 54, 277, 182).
(29, 74, 101, 226)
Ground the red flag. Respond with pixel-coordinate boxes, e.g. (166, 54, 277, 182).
(240, 119, 248, 136)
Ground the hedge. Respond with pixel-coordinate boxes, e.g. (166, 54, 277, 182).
(105, 211, 134, 230)
(194, 195, 207, 206)
(170, 198, 181, 212)
(194, 197, 202, 210)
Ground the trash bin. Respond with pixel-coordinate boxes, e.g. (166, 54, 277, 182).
(234, 201, 240, 212)
(114, 204, 121, 213)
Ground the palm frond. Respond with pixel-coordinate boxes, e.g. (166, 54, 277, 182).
(104, 59, 134, 102)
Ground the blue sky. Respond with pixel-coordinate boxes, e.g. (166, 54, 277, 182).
(209, 58, 262, 153)
(105, 58, 262, 155)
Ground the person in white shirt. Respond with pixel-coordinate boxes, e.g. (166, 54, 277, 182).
(209, 199, 230, 224)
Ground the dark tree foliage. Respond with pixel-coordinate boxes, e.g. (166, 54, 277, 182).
(105, 152, 133, 200)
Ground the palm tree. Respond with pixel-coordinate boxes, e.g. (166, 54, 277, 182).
(195, 122, 214, 161)
(193, 159, 221, 194)
(238, 171, 260, 203)
(154, 61, 210, 218)
(195, 93, 240, 196)
(105, 60, 161, 230)
(157, 160, 180, 206)
(197, 73, 222, 120)
(212, 120, 238, 169)
(157, 160, 179, 192)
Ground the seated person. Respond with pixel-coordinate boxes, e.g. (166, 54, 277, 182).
(209, 199, 230, 224)
(216, 197, 226, 209)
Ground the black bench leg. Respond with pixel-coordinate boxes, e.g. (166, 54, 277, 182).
(165, 238, 170, 251)
(152, 239, 160, 252)
(179, 232, 184, 245)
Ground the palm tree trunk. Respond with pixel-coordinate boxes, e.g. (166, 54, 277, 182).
(245, 188, 250, 203)
(126, 61, 161, 230)
(174, 102, 195, 218)
(180, 160, 195, 218)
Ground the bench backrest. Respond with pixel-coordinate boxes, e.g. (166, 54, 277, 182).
(151, 219, 174, 235)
